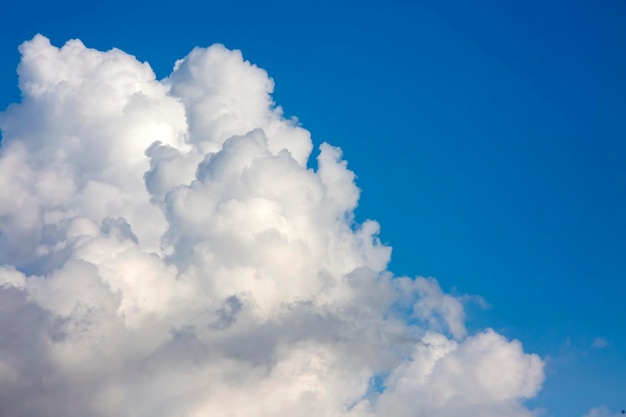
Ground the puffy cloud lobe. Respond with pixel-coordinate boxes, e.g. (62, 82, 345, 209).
(0, 35, 544, 417)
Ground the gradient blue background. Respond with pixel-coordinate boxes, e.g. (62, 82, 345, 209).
(1, 1, 625, 415)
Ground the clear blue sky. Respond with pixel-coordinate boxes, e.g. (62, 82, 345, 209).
(1, 0, 625, 415)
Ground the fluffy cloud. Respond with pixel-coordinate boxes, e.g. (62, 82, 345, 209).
(0, 35, 544, 417)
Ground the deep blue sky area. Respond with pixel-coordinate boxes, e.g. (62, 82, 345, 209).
(1, 1, 625, 416)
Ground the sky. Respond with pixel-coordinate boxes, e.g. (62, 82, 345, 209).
(0, 1, 624, 416)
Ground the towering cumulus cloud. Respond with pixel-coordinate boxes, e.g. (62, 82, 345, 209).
(0, 35, 544, 417)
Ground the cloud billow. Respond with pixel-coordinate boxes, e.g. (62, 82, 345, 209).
(0, 35, 543, 417)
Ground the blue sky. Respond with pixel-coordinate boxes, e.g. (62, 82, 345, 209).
(1, 0, 625, 415)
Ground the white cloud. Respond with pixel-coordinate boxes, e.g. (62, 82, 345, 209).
(584, 406, 623, 417)
(0, 35, 544, 417)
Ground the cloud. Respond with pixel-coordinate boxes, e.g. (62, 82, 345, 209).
(583, 407, 623, 417)
(0, 35, 544, 417)
(592, 337, 609, 349)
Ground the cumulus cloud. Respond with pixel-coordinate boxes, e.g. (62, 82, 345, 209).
(0, 35, 544, 417)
